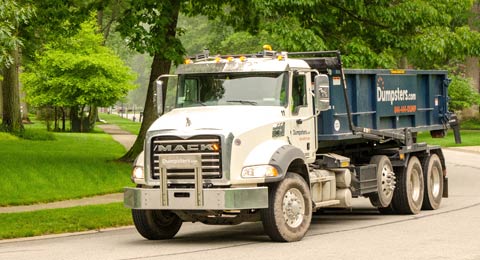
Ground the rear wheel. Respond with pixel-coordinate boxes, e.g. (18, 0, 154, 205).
(368, 155, 396, 208)
(422, 154, 443, 210)
(261, 172, 312, 242)
(392, 156, 424, 214)
(132, 209, 182, 240)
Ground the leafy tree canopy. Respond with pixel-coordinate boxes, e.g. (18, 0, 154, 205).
(22, 17, 137, 109)
(180, 0, 480, 69)
(0, 0, 34, 68)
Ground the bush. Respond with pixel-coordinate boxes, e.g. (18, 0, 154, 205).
(448, 75, 480, 111)
(15, 129, 56, 141)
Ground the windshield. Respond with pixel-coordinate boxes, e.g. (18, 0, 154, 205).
(176, 72, 288, 108)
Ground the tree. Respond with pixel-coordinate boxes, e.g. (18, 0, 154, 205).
(115, 0, 480, 161)
(0, 0, 34, 133)
(22, 18, 136, 132)
(116, 0, 265, 161)
(116, 0, 183, 161)
(180, 1, 479, 69)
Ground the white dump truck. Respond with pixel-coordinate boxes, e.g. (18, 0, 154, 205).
(124, 48, 458, 242)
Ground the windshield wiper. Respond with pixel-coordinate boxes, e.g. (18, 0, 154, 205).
(193, 101, 207, 106)
(226, 100, 257, 105)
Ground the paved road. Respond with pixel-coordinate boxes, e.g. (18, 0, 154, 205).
(2, 148, 480, 260)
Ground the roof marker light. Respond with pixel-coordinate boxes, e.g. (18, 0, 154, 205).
(263, 44, 272, 51)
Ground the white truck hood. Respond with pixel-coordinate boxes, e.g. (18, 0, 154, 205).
(149, 106, 285, 136)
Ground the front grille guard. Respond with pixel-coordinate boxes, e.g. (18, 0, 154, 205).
(145, 134, 230, 187)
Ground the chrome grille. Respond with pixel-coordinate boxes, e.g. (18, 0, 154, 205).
(150, 135, 222, 182)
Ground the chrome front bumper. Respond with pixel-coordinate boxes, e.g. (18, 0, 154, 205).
(124, 186, 268, 210)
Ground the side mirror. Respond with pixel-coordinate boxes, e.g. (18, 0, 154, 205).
(154, 74, 178, 117)
(314, 74, 330, 112)
(155, 79, 164, 116)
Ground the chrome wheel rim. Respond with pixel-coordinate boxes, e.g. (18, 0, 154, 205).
(282, 188, 305, 228)
(430, 166, 441, 198)
(410, 168, 421, 202)
(380, 164, 395, 199)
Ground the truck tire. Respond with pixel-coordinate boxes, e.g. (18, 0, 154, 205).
(261, 172, 312, 242)
(368, 155, 395, 208)
(422, 154, 443, 210)
(392, 156, 424, 214)
(132, 209, 182, 240)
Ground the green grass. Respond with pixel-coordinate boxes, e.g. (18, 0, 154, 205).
(0, 121, 133, 206)
(460, 118, 480, 130)
(0, 203, 132, 239)
(417, 129, 480, 147)
(98, 112, 141, 135)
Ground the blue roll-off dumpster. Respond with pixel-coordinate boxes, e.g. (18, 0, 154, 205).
(316, 69, 451, 148)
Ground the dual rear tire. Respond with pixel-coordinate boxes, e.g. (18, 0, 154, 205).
(379, 154, 444, 214)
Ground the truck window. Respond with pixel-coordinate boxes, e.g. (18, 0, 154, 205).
(177, 78, 199, 106)
(176, 72, 288, 108)
(292, 74, 307, 114)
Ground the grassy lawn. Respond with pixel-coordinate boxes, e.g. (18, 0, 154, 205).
(417, 118, 480, 147)
(98, 112, 141, 135)
(0, 203, 132, 239)
(0, 120, 133, 206)
(417, 129, 480, 147)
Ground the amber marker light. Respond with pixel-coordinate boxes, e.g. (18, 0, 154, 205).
(184, 59, 192, 64)
(212, 143, 220, 152)
(239, 56, 247, 62)
(263, 44, 272, 51)
(215, 56, 221, 63)
(227, 56, 234, 62)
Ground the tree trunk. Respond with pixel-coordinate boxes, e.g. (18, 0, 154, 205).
(466, 57, 479, 90)
(1, 46, 23, 133)
(88, 105, 98, 131)
(61, 107, 66, 132)
(19, 78, 30, 124)
(120, 1, 180, 162)
(0, 80, 3, 118)
(120, 56, 172, 161)
(399, 56, 408, 69)
(467, 1, 480, 115)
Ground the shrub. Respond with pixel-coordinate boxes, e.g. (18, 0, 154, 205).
(448, 75, 480, 111)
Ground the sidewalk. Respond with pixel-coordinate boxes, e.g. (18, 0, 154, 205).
(0, 193, 124, 214)
(97, 124, 137, 150)
(0, 123, 136, 214)
(444, 146, 480, 154)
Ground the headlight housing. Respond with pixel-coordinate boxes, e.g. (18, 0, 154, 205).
(132, 166, 144, 180)
(241, 165, 279, 178)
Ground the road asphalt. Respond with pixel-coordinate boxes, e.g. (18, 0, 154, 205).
(1, 125, 478, 216)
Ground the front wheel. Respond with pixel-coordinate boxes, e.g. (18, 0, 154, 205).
(132, 209, 182, 240)
(261, 172, 312, 242)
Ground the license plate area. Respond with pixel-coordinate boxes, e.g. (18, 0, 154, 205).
(158, 155, 203, 206)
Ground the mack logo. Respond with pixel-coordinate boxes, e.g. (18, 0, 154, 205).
(155, 144, 216, 152)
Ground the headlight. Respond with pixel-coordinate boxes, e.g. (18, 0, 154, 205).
(132, 166, 144, 179)
(241, 165, 279, 178)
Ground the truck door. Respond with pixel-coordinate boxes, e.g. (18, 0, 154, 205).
(288, 71, 317, 163)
